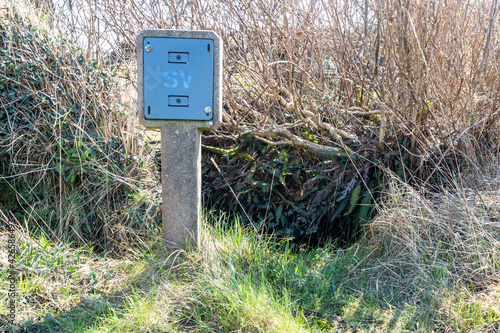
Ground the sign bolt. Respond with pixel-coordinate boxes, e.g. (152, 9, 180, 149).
(204, 106, 212, 115)
(145, 44, 152, 52)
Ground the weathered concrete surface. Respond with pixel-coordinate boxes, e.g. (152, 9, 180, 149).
(161, 122, 202, 250)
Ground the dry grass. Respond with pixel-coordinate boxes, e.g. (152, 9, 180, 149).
(0, 0, 161, 249)
(353, 164, 500, 330)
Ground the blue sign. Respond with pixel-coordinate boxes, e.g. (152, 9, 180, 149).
(143, 38, 215, 120)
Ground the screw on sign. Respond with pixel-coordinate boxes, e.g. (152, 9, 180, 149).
(137, 30, 222, 250)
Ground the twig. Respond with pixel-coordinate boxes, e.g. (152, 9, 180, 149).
(422, 110, 500, 187)
(477, 0, 499, 84)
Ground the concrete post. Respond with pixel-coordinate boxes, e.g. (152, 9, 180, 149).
(161, 123, 202, 250)
(137, 29, 222, 251)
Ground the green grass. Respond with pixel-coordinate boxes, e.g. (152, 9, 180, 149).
(1, 172, 500, 333)
(2, 190, 499, 333)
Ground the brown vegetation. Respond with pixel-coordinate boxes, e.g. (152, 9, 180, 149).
(53, 0, 500, 161)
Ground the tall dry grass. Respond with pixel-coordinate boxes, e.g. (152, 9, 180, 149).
(352, 164, 500, 328)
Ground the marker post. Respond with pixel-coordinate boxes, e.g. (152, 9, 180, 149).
(137, 30, 222, 250)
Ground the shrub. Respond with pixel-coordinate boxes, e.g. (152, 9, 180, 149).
(0, 5, 158, 249)
(9, 0, 500, 241)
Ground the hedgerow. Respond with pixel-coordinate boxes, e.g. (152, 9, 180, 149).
(0, 9, 158, 249)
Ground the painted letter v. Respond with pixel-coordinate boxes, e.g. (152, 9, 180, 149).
(180, 70, 194, 88)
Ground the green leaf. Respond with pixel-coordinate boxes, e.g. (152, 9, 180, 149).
(55, 162, 63, 173)
(274, 169, 287, 187)
(82, 149, 90, 160)
(64, 172, 76, 183)
(276, 204, 283, 222)
(331, 197, 348, 221)
(358, 193, 373, 224)
(344, 184, 361, 216)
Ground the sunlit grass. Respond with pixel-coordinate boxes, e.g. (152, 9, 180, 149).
(2, 184, 500, 332)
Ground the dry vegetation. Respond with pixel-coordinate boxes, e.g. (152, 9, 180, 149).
(0, 0, 160, 250)
(2, 0, 499, 239)
(356, 166, 500, 330)
(46, 0, 500, 240)
(58, 0, 500, 158)
(1, 0, 500, 331)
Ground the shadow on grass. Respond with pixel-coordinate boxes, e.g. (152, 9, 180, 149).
(19, 249, 185, 333)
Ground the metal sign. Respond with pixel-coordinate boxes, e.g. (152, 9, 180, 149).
(137, 30, 222, 129)
(143, 38, 215, 120)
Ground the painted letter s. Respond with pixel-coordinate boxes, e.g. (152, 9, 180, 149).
(163, 70, 178, 88)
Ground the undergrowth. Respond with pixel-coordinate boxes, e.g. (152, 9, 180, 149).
(0, 3, 160, 250)
(1, 166, 499, 332)
(0, 1, 499, 332)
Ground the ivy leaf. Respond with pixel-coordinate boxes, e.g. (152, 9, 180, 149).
(82, 149, 90, 160)
(276, 204, 283, 223)
(55, 162, 63, 173)
(344, 184, 361, 216)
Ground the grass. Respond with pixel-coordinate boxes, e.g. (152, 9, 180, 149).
(1, 167, 499, 332)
